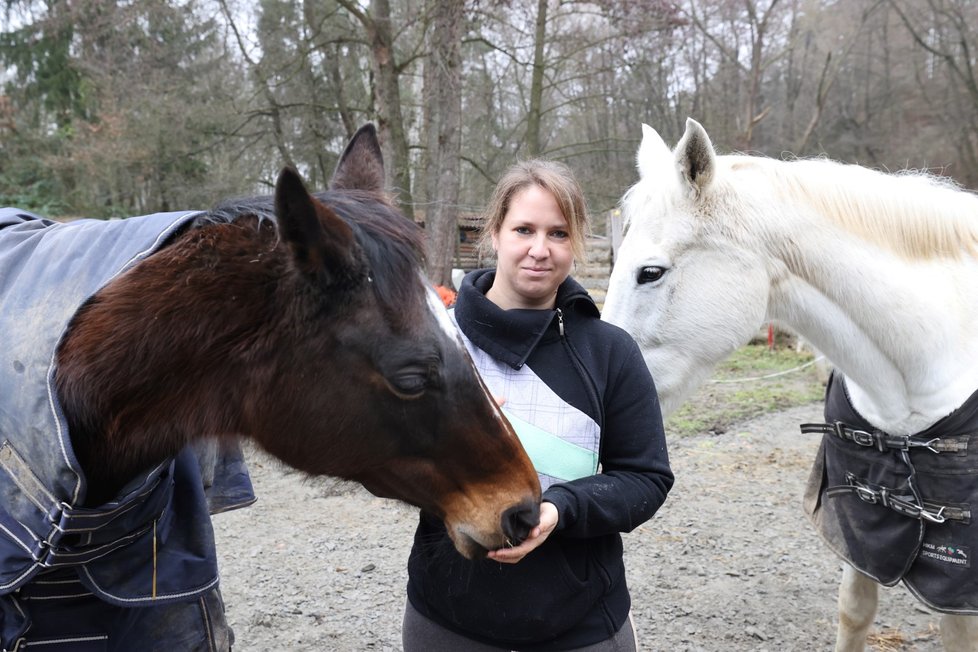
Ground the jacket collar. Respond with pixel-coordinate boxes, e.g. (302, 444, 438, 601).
(454, 269, 598, 369)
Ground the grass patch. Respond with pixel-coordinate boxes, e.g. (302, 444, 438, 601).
(664, 343, 826, 438)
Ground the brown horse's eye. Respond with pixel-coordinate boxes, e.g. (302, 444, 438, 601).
(387, 365, 432, 399)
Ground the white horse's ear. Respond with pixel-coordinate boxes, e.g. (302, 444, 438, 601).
(637, 124, 671, 180)
(675, 118, 716, 197)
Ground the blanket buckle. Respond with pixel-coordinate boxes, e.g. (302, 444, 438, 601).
(835, 422, 874, 448)
(908, 437, 942, 454)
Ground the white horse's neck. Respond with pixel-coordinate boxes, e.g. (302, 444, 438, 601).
(764, 212, 978, 436)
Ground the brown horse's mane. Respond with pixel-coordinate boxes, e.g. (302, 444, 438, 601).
(198, 189, 427, 331)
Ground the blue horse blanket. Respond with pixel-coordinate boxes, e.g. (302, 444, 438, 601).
(0, 208, 255, 647)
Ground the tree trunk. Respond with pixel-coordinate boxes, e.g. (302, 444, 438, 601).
(421, 0, 463, 286)
(526, 0, 548, 156)
(364, 0, 416, 220)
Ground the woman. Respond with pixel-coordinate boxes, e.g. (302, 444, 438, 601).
(403, 160, 673, 651)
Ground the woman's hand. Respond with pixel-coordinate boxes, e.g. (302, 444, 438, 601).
(487, 501, 558, 564)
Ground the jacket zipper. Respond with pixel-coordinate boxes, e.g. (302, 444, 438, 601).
(555, 308, 604, 442)
(556, 306, 615, 589)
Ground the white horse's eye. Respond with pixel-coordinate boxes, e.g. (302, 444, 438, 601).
(637, 266, 667, 285)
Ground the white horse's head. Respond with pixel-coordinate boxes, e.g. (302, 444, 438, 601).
(603, 119, 772, 417)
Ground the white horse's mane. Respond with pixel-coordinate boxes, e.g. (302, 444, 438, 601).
(623, 150, 978, 260)
(729, 155, 978, 260)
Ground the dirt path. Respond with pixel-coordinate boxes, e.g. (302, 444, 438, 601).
(214, 404, 945, 651)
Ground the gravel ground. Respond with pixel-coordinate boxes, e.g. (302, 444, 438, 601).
(214, 404, 946, 651)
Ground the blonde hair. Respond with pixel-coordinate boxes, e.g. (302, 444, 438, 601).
(479, 159, 591, 262)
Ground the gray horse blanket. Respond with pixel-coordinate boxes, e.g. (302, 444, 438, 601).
(804, 372, 978, 614)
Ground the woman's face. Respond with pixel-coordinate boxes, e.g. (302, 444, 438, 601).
(488, 184, 575, 310)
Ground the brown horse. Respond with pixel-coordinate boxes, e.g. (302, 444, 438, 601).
(0, 125, 541, 647)
(54, 125, 541, 558)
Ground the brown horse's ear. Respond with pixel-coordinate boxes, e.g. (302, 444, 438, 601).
(275, 166, 357, 282)
(330, 124, 386, 193)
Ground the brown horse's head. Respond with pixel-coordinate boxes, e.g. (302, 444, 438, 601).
(57, 125, 540, 560)
(254, 126, 541, 558)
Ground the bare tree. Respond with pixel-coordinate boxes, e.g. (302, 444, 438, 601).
(888, 0, 978, 185)
(780, 0, 881, 154)
(336, 0, 418, 219)
(421, 0, 464, 285)
(684, 0, 790, 149)
(219, 0, 298, 173)
(525, 0, 548, 156)
(9, 0, 978, 221)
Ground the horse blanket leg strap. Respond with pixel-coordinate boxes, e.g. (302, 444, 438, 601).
(836, 474, 971, 524)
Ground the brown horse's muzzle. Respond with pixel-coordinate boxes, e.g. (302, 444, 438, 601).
(438, 457, 542, 560)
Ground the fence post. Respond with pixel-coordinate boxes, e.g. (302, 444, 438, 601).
(608, 209, 623, 267)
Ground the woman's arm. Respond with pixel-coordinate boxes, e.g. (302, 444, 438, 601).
(542, 337, 674, 538)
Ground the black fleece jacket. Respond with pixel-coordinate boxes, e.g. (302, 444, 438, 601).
(406, 269, 673, 651)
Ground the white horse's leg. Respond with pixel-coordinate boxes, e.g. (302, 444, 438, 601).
(835, 564, 878, 652)
(941, 614, 978, 651)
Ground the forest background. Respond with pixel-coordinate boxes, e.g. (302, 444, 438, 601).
(2, 0, 976, 285)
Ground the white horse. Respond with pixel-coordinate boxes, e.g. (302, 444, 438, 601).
(602, 118, 978, 652)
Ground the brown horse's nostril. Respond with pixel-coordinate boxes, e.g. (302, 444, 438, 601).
(501, 500, 541, 546)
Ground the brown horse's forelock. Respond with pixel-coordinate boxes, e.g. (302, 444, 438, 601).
(199, 190, 427, 331)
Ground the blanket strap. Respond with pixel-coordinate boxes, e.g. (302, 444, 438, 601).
(827, 473, 972, 524)
(801, 421, 969, 454)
